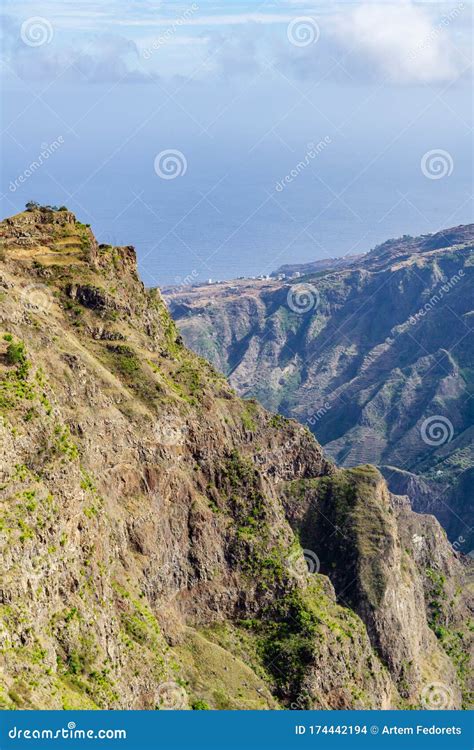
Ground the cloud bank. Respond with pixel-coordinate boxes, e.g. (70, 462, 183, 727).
(1, 1, 470, 86)
(332, 1, 464, 84)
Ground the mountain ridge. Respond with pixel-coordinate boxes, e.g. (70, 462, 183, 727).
(166, 224, 474, 554)
(0, 206, 472, 710)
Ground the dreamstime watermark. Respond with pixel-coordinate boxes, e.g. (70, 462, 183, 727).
(287, 17, 320, 47)
(307, 401, 331, 427)
(154, 149, 187, 180)
(275, 138, 331, 192)
(142, 4, 199, 59)
(8, 721, 126, 740)
(421, 682, 454, 710)
(155, 681, 188, 709)
(174, 269, 198, 292)
(452, 534, 467, 553)
(9, 137, 65, 193)
(21, 283, 54, 313)
(420, 415, 454, 447)
(20, 16, 54, 47)
(289, 692, 311, 710)
(287, 283, 319, 314)
(421, 149, 454, 180)
(408, 269, 464, 325)
(287, 547, 320, 576)
(409, 3, 465, 61)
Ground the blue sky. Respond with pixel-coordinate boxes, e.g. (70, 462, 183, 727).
(1, 1, 472, 284)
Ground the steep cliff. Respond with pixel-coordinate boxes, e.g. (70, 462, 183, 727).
(167, 226, 474, 554)
(0, 207, 472, 710)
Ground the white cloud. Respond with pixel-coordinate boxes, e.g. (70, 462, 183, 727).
(333, 1, 463, 84)
(1, 17, 154, 84)
(2, 1, 469, 86)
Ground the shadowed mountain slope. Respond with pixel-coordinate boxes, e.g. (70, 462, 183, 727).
(167, 226, 474, 554)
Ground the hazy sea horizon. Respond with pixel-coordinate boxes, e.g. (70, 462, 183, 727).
(2, 79, 472, 287)
(3, 174, 472, 288)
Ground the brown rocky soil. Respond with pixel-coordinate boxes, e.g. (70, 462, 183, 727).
(0, 207, 472, 710)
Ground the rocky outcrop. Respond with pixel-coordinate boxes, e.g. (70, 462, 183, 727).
(0, 207, 471, 711)
(281, 467, 471, 706)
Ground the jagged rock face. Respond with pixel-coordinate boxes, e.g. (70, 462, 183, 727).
(281, 468, 468, 704)
(0, 208, 472, 711)
(166, 226, 474, 554)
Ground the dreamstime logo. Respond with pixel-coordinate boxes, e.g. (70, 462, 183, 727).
(409, 3, 465, 61)
(451, 534, 466, 553)
(420, 416, 454, 447)
(156, 681, 188, 710)
(287, 548, 320, 576)
(307, 401, 331, 427)
(289, 692, 311, 710)
(9, 137, 65, 193)
(154, 150, 187, 180)
(142, 4, 199, 59)
(174, 269, 198, 292)
(8, 723, 127, 740)
(287, 17, 320, 47)
(21, 283, 54, 313)
(154, 416, 187, 446)
(421, 150, 454, 180)
(408, 269, 464, 325)
(421, 682, 454, 710)
(21, 17, 54, 47)
(287, 283, 319, 314)
(275, 137, 331, 192)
